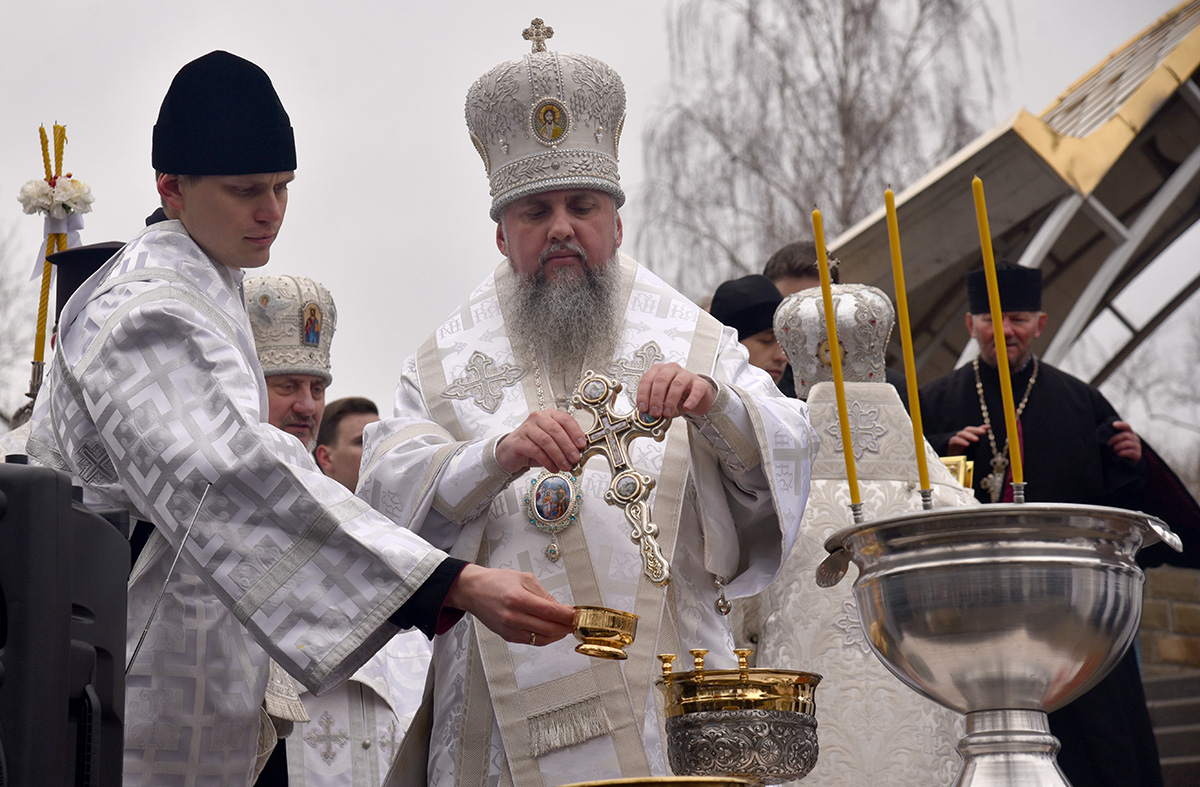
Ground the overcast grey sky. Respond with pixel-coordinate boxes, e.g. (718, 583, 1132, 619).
(0, 0, 1186, 413)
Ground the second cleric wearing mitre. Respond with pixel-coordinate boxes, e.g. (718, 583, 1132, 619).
(358, 21, 819, 787)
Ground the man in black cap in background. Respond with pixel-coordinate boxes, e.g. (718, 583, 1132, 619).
(710, 274, 790, 388)
(920, 261, 1164, 787)
(26, 50, 573, 786)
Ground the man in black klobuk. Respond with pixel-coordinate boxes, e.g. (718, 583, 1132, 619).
(920, 261, 1163, 787)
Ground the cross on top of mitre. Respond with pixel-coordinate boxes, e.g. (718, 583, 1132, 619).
(523, 18, 554, 52)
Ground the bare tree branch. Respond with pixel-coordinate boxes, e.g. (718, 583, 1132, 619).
(1092, 296, 1200, 496)
(638, 0, 1006, 298)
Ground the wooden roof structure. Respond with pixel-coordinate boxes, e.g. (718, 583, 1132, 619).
(832, 0, 1200, 385)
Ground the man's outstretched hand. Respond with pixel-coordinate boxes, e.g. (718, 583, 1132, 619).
(444, 564, 575, 645)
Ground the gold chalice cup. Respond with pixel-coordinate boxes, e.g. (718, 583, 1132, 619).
(573, 605, 638, 660)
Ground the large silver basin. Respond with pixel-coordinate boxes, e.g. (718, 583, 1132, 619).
(819, 502, 1180, 786)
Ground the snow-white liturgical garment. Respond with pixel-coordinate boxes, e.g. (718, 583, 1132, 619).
(27, 220, 451, 786)
(360, 254, 820, 786)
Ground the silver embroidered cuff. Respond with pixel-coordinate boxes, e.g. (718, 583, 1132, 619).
(683, 381, 762, 473)
(433, 436, 520, 523)
(464, 436, 518, 521)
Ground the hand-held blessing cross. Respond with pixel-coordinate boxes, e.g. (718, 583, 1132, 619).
(571, 370, 672, 585)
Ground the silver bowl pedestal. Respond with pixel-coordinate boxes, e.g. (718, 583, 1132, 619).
(818, 502, 1181, 787)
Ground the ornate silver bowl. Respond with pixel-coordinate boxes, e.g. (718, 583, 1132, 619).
(818, 502, 1180, 787)
(656, 649, 821, 784)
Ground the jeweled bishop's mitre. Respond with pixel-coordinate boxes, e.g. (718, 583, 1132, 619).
(774, 283, 895, 400)
(465, 18, 626, 221)
(244, 275, 338, 384)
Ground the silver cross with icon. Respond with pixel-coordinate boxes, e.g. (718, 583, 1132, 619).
(572, 370, 671, 585)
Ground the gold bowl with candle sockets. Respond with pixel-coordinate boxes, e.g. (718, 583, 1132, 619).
(572, 605, 638, 660)
(655, 648, 821, 783)
(561, 778, 762, 787)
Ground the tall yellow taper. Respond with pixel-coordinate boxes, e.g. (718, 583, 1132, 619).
(811, 206, 861, 507)
(971, 176, 1024, 487)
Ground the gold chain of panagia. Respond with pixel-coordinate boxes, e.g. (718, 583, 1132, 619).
(526, 343, 584, 563)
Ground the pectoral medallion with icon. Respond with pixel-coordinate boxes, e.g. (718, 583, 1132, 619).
(523, 469, 583, 562)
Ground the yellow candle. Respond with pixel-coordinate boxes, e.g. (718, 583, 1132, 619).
(811, 207, 861, 506)
(885, 188, 930, 492)
(53, 124, 66, 176)
(33, 234, 64, 364)
(33, 125, 57, 365)
(39, 125, 52, 180)
(971, 176, 1024, 486)
(33, 256, 53, 364)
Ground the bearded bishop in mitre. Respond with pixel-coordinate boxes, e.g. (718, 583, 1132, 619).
(359, 19, 821, 787)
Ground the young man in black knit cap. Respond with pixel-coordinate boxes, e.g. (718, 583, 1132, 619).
(710, 274, 789, 387)
(26, 50, 573, 786)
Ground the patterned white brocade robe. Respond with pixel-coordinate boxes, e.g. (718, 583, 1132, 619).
(737, 381, 979, 786)
(26, 220, 452, 787)
(359, 254, 819, 787)
(0, 422, 31, 459)
(286, 630, 431, 785)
